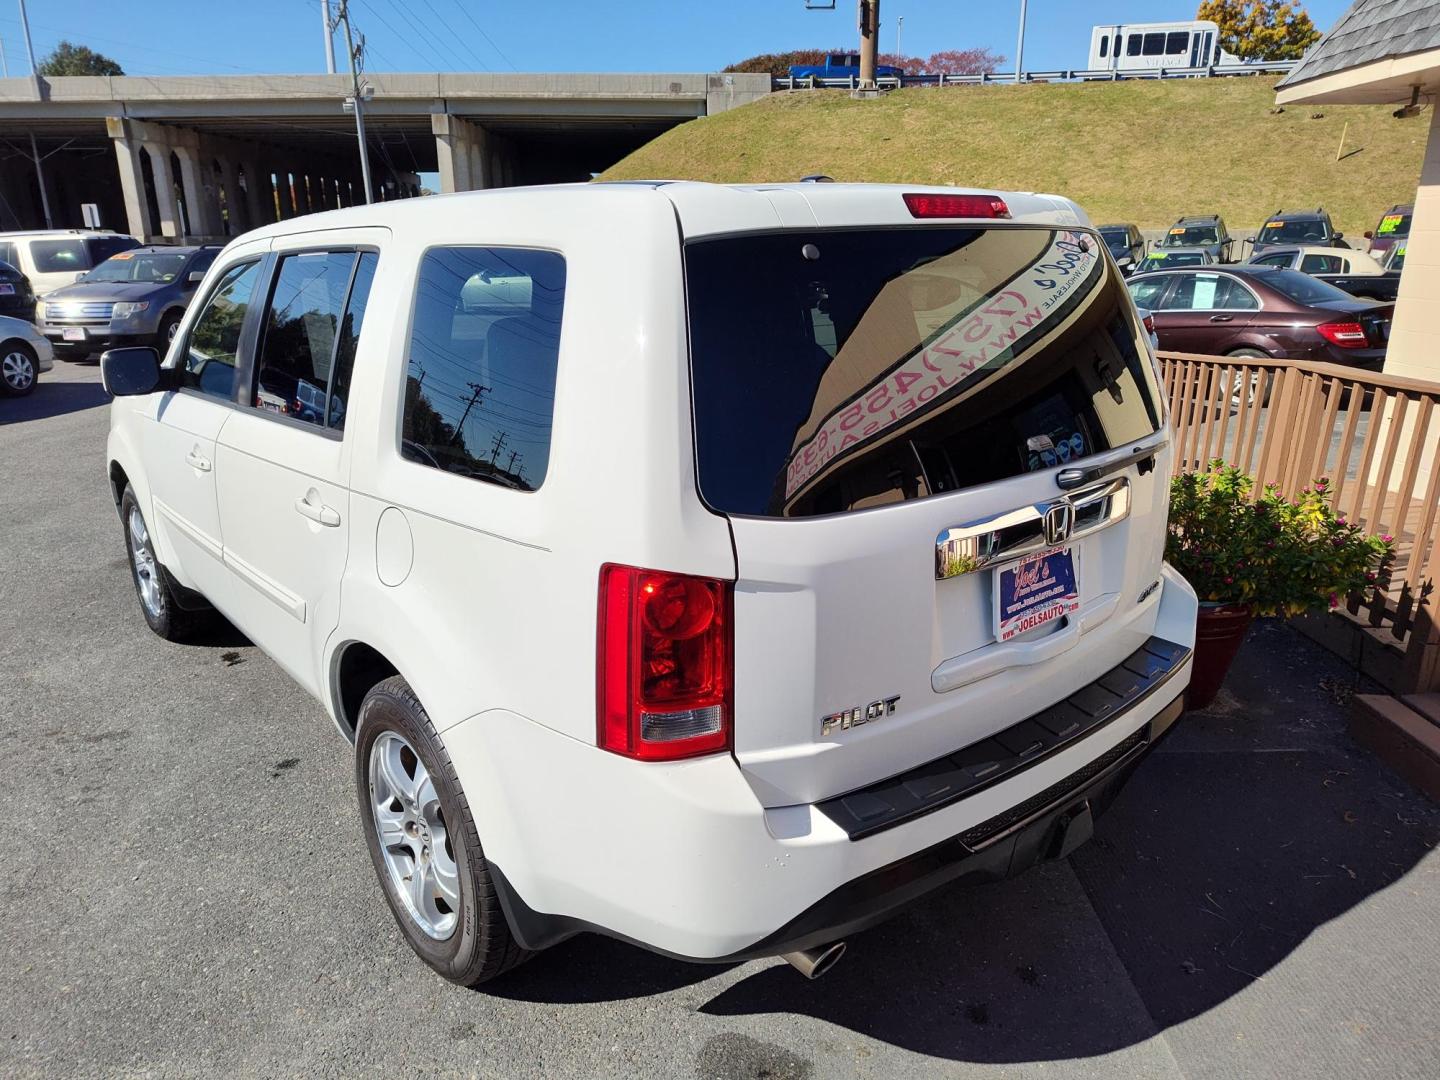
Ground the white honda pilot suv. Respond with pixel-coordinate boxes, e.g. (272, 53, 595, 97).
(103, 182, 1196, 985)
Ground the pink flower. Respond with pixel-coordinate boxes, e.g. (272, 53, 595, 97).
(1382, 534, 1394, 544)
(1329, 595, 1339, 608)
(1224, 576, 1234, 585)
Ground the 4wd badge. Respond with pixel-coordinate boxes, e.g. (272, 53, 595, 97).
(821, 695, 901, 736)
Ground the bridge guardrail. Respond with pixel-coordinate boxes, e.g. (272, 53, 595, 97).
(772, 61, 1298, 91)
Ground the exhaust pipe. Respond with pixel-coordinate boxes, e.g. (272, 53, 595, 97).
(781, 941, 846, 979)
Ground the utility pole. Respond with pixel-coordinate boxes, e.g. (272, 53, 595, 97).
(17, 0, 51, 228)
(321, 0, 336, 74)
(895, 15, 903, 61)
(858, 0, 879, 89)
(334, 1, 374, 204)
(1014, 0, 1028, 84)
(451, 382, 489, 444)
(505, 449, 520, 475)
(488, 430, 508, 467)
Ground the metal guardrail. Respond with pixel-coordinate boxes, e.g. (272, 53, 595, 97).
(773, 61, 1299, 91)
(1159, 350, 1440, 692)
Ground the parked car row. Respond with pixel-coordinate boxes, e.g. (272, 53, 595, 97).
(0, 228, 221, 396)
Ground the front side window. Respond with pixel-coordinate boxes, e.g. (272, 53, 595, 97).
(1158, 273, 1254, 311)
(401, 247, 565, 491)
(29, 239, 90, 274)
(180, 260, 262, 400)
(1099, 35, 1109, 58)
(1166, 31, 1189, 55)
(253, 251, 368, 427)
(1126, 35, 1142, 56)
(1254, 252, 1293, 269)
(1127, 276, 1172, 309)
(1142, 33, 1164, 56)
(687, 227, 1162, 518)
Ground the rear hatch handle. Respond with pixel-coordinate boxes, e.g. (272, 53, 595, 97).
(1056, 433, 1168, 491)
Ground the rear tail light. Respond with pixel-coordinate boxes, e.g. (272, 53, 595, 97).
(597, 564, 733, 761)
(1316, 320, 1369, 348)
(903, 193, 1010, 219)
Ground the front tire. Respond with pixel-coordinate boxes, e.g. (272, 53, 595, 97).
(119, 485, 205, 640)
(156, 312, 182, 353)
(0, 340, 38, 397)
(355, 676, 529, 986)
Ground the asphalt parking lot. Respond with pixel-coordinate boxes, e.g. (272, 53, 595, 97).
(2, 362, 1438, 1079)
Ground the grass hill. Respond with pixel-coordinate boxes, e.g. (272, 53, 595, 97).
(600, 77, 1425, 239)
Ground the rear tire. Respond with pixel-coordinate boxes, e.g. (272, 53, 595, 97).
(355, 676, 530, 986)
(119, 485, 206, 641)
(155, 312, 182, 353)
(1226, 350, 1272, 409)
(0, 340, 38, 397)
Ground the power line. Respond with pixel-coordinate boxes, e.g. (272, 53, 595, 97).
(351, 0, 450, 70)
(372, 0, 470, 71)
(414, 0, 490, 71)
(448, 0, 518, 71)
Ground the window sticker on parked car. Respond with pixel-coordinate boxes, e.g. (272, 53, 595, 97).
(782, 230, 1102, 502)
(1266, 221, 1284, 228)
(1378, 215, 1404, 234)
(1169, 228, 1186, 235)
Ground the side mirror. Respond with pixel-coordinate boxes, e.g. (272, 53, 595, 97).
(187, 270, 204, 284)
(1363, 230, 1374, 239)
(74, 271, 87, 282)
(101, 347, 164, 397)
(1334, 231, 1344, 240)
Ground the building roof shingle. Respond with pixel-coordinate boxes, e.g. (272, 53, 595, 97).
(1278, 0, 1440, 87)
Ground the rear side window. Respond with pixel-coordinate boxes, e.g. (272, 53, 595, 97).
(29, 239, 90, 274)
(401, 247, 565, 491)
(253, 250, 376, 429)
(1300, 253, 1344, 274)
(686, 227, 1162, 518)
(181, 260, 263, 400)
(87, 236, 139, 264)
(1166, 31, 1188, 55)
(1142, 33, 1164, 56)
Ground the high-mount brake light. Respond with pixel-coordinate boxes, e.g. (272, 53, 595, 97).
(903, 193, 1010, 219)
(1316, 320, 1369, 348)
(597, 564, 733, 761)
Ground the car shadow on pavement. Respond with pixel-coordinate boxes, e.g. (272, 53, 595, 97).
(0, 380, 110, 424)
(487, 622, 1440, 1065)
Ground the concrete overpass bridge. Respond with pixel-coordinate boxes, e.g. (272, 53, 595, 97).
(0, 72, 769, 242)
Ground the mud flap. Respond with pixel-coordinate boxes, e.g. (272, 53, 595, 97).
(1050, 799, 1094, 860)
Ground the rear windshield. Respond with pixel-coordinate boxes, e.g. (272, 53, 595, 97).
(686, 227, 1162, 519)
(1261, 218, 1329, 243)
(1255, 268, 1355, 306)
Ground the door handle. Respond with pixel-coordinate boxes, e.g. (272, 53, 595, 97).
(185, 448, 212, 472)
(294, 494, 341, 528)
(1209, 314, 1234, 323)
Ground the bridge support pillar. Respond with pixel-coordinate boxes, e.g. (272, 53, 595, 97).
(106, 117, 159, 242)
(433, 113, 490, 192)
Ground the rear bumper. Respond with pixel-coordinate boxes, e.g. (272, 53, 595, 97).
(441, 567, 1197, 962)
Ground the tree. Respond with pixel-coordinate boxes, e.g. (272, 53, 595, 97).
(38, 40, 124, 77)
(917, 48, 1005, 75)
(1196, 0, 1322, 61)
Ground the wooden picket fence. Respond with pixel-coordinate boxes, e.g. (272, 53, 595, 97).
(1159, 351, 1440, 693)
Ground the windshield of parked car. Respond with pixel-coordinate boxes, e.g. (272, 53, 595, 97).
(84, 251, 189, 284)
(1374, 211, 1412, 238)
(1098, 228, 1130, 254)
(1139, 251, 1204, 271)
(686, 226, 1162, 518)
(1386, 246, 1406, 271)
(1261, 218, 1328, 244)
(1250, 268, 1354, 306)
(1161, 225, 1218, 246)
(30, 239, 92, 274)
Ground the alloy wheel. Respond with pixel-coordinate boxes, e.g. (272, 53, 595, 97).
(127, 506, 164, 620)
(368, 731, 460, 940)
(2, 349, 34, 391)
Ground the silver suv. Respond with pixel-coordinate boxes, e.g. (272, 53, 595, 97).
(38, 245, 219, 360)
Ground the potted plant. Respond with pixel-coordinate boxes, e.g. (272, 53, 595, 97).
(1166, 463, 1393, 709)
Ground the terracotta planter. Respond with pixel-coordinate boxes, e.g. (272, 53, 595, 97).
(1186, 603, 1254, 710)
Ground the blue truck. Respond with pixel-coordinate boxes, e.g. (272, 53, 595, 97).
(789, 52, 905, 79)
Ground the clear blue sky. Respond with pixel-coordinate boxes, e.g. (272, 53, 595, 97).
(0, 0, 1354, 78)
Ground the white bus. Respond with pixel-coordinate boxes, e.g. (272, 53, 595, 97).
(1088, 21, 1243, 72)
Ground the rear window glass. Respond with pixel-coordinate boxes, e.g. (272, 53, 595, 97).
(30, 239, 91, 274)
(686, 227, 1162, 519)
(401, 247, 565, 492)
(1256, 268, 1354, 306)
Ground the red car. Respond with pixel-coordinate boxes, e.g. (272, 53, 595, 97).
(1125, 265, 1392, 370)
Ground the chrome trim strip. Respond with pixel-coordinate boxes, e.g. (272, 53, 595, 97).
(935, 476, 1131, 580)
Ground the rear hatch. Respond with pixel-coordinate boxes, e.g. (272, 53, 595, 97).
(685, 221, 1172, 806)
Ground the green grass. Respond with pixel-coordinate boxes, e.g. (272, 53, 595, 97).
(600, 77, 1426, 239)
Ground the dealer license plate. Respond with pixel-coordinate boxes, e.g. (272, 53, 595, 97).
(995, 546, 1079, 643)
(62, 327, 87, 341)
(0, 283, 13, 295)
